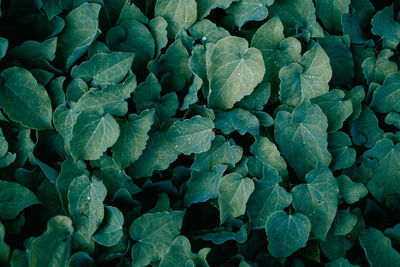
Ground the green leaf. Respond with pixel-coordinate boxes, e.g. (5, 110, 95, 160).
(319, 231, 354, 260)
(30, 216, 73, 267)
(332, 209, 357, 235)
(226, 0, 269, 28)
(196, 225, 247, 245)
(251, 16, 301, 100)
(247, 174, 292, 229)
(167, 115, 215, 155)
(315, 0, 350, 34)
(236, 83, 270, 111)
(67, 251, 94, 267)
(66, 78, 88, 103)
(385, 224, 400, 245)
(129, 211, 185, 267)
(92, 155, 140, 195)
(218, 173, 255, 223)
(184, 164, 227, 207)
(214, 108, 259, 135)
(359, 228, 400, 267)
(189, 19, 230, 44)
(326, 258, 359, 267)
(279, 43, 332, 107)
(370, 72, 400, 113)
(362, 49, 398, 85)
(128, 128, 180, 178)
(371, 4, 400, 50)
(269, 0, 323, 39)
(291, 164, 339, 240)
(112, 109, 154, 169)
(191, 135, 243, 171)
(159, 236, 193, 267)
(149, 17, 168, 57)
(70, 108, 120, 161)
(181, 75, 203, 110)
(106, 20, 155, 74)
(336, 175, 368, 204)
(0, 37, 8, 61)
(57, 3, 101, 70)
(71, 52, 135, 88)
(197, 0, 239, 18)
(247, 136, 288, 179)
(311, 89, 353, 133)
(0, 67, 53, 130)
(342, 0, 375, 44)
(328, 132, 356, 171)
(155, 0, 197, 38)
(74, 75, 136, 116)
(0, 180, 41, 220)
(93, 206, 124, 247)
(363, 138, 400, 203)
(0, 221, 10, 262)
(265, 211, 311, 258)
(68, 175, 107, 242)
(117, 2, 148, 25)
(275, 100, 331, 178)
(208, 36, 265, 109)
(385, 112, 400, 129)
(350, 105, 383, 148)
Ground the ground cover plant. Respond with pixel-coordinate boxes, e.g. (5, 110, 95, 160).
(0, 0, 399, 266)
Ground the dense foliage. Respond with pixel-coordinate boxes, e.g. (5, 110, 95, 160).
(0, 0, 400, 266)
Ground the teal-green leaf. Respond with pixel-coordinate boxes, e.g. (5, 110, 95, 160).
(274, 100, 331, 178)
(291, 164, 339, 240)
(385, 224, 400, 245)
(336, 175, 368, 204)
(117, 2, 148, 25)
(315, 0, 350, 34)
(0, 37, 7, 61)
(71, 52, 135, 88)
(279, 43, 332, 107)
(342, 0, 375, 44)
(159, 236, 193, 267)
(149, 17, 168, 57)
(311, 89, 353, 133)
(328, 132, 356, 171)
(247, 136, 288, 179)
(74, 75, 137, 116)
(128, 128, 180, 178)
(385, 112, 400, 129)
(66, 78, 88, 104)
(251, 16, 301, 100)
(247, 174, 292, 229)
(57, 3, 101, 70)
(69, 108, 120, 161)
(269, 0, 323, 39)
(332, 209, 357, 235)
(184, 164, 227, 207)
(197, 0, 239, 18)
(155, 0, 197, 38)
(112, 109, 154, 169)
(30, 216, 73, 267)
(359, 228, 400, 267)
(208, 36, 265, 109)
(196, 225, 247, 245)
(68, 175, 107, 242)
(0, 67, 53, 130)
(189, 19, 230, 44)
(236, 83, 270, 111)
(265, 211, 311, 258)
(218, 173, 254, 223)
(191, 135, 243, 171)
(129, 211, 185, 267)
(167, 115, 215, 155)
(93, 206, 124, 247)
(67, 251, 94, 267)
(350, 105, 383, 148)
(362, 49, 398, 85)
(326, 258, 359, 267)
(214, 108, 259, 136)
(319, 231, 354, 261)
(371, 4, 400, 50)
(370, 72, 400, 113)
(0, 221, 10, 262)
(0, 180, 41, 221)
(181, 75, 203, 110)
(226, 0, 269, 28)
(106, 20, 155, 75)
(363, 138, 400, 203)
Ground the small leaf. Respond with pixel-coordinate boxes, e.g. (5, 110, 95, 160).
(93, 206, 124, 247)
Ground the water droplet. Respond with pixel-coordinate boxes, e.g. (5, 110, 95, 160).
(87, 196, 91, 200)
(202, 36, 207, 41)
(237, 72, 241, 76)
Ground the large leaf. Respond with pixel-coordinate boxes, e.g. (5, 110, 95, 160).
(166, 115, 215, 155)
(218, 173, 255, 223)
(291, 164, 339, 240)
(371, 4, 400, 50)
(129, 211, 185, 267)
(68, 175, 107, 242)
(71, 52, 135, 88)
(0, 67, 52, 130)
(279, 43, 332, 107)
(57, 3, 101, 70)
(275, 100, 331, 178)
(315, 0, 350, 34)
(0, 180, 41, 220)
(370, 72, 400, 113)
(207, 36, 265, 110)
(265, 211, 311, 258)
(70, 108, 120, 161)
